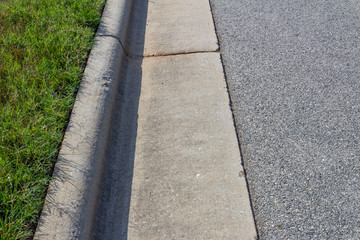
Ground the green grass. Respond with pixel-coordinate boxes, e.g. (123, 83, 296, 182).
(0, 0, 105, 238)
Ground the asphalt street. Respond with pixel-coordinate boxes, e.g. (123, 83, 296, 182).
(209, 1, 360, 239)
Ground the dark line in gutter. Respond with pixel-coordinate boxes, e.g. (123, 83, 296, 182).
(97, 34, 130, 57)
(207, 0, 260, 239)
(97, 35, 219, 58)
(139, 49, 219, 58)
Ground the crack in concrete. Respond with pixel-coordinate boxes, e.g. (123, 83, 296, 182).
(139, 49, 220, 58)
(97, 34, 130, 57)
(97, 35, 220, 58)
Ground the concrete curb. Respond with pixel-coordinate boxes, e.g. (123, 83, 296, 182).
(96, 0, 133, 49)
(33, 0, 132, 239)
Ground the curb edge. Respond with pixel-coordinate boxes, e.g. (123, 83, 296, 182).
(33, 0, 132, 238)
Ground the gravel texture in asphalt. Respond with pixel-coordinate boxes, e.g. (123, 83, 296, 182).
(209, 0, 360, 239)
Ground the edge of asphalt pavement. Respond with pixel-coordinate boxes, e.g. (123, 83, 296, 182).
(34, 0, 133, 239)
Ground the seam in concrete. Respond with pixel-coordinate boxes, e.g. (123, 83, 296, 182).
(139, 49, 220, 58)
(97, 33, 220, 58)
(97, 36, 220, 58)
(96, 31, 220, 58)
(97, 34, 130, 56)
(208, 0, 260, 238)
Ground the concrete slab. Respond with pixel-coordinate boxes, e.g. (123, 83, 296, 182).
(127, 0, 219, 56)
(127, 53, 256, 239)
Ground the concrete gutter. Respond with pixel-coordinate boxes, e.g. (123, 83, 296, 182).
(33, 0, 132, 239)
(92, 0, 258, 238)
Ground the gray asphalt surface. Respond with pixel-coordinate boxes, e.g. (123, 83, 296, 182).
(209, 1, 360, 239)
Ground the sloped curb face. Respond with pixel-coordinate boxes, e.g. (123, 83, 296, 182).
(96, 0, 134, 48)
(34, 9, 128, 240)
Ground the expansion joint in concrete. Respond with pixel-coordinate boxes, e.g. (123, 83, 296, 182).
(139, 49, 220, 58)
(97, 34, 130, 57)
(98, 34, 220, 59)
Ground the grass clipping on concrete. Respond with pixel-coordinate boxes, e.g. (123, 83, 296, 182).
(0, 0, 105, 238)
